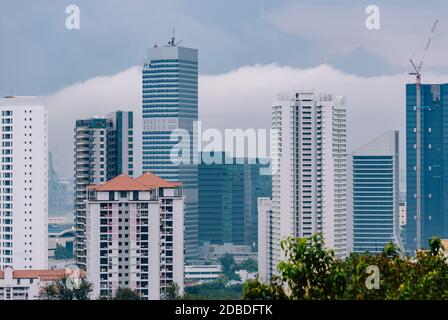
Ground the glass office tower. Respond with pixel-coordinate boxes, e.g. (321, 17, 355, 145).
(406, 83, 448, 254)
(142, 40, 199, 262)
(198, 153, 272, 250)
(351, 131, 402, 254)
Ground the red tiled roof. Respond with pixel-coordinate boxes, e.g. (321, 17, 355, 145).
(14, 269, 67, 280)
(136, 172, 182, 188)
(0, 269, 81, 281)
(88, 174, 151, 191)
(88, 173, 181, 192)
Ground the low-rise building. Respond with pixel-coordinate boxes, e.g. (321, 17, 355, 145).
(235, 269, 257, 282)
(199, 243, 256, 263)
(184, 264, 222, 285)
(0, 267, 69, 300)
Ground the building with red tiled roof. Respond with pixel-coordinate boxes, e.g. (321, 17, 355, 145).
(85, 172, 184, 300)
(74, 111, 134, 271)
(0, 267, 85, 300)
(87, 173, 182, 192)
(88, 174, 152, 191)
(136, 172, 182, 188)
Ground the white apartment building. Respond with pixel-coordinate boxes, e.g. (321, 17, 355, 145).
(0, 96, 48, 270)
(85, 172, 184, 300)
(0, 267, 69, 300)
(261, 91, 348, 281)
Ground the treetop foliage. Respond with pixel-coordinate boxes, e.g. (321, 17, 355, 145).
(243, 234, 448, 300)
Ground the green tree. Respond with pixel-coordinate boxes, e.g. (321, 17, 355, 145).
(220, 253, 236, 277)
(165, 282, 181, 300)
(40, 277, 93, 300)
(183, 278, 243, 300)
(243, 234, 448, 300)
(236, 259, 258, 272)
(74, 279, 93, 300)
(113, 287, 141, 300)
(276, 234, 347, 299)
(39, 282, 58, 300)
(242, 277, 286, 300)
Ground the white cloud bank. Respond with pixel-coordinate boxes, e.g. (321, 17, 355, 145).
(43, 63, 448, 178)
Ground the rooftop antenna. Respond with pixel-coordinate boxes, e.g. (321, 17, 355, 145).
(168, 27, 182, 47)
(409, 19, 438, 251)
(169, 27, 176, 46)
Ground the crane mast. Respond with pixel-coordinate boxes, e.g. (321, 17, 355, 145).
(409, 19, 438, 251)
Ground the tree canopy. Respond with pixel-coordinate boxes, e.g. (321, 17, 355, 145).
(40, 277, 92, 300)
(113, 287, 141, 300)
(243, 234, 448, 300)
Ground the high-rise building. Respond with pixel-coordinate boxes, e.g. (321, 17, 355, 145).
(142, 38, 198, 262)
(350, 130, 402, 254)
(406, 83, 448, 253)
(0, 96, 48, 270)
(74, 111, 133, 269)
(48, 152, 72, 217)
(198, 152, 271, 250)
(85, 173, 184, 300)
(257, 197, 272, 283)
(261, 91, 348, 281)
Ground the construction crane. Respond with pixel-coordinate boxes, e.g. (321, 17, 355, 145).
(409, 19, 438, 251)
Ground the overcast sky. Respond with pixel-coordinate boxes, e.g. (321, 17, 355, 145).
(1, 0, 447, 178)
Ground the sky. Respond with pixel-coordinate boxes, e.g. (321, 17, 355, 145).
(1, 0, 448, 179)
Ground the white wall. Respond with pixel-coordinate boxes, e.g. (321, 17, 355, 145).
(0, 97, 48, 270)
(172, 197, 184, 295)
(148, 202, 161, 300)
(257, 197, 271, 283)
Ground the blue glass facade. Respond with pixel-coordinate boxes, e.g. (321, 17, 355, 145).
(142, 45, 199, 261)
(198, 153, 272, 249)
(406, 83, 448, 253)
(352, 131, 401, 254)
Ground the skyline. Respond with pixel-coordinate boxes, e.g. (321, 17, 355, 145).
(42, 64, 448, 180)
(1, 1, 448, 180)
(1, 1, 448, 303)
(0, 0, 448, 177)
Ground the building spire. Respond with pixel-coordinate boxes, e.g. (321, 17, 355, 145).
(168, 27, 182, 47)
(169, 26, 176, 46)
